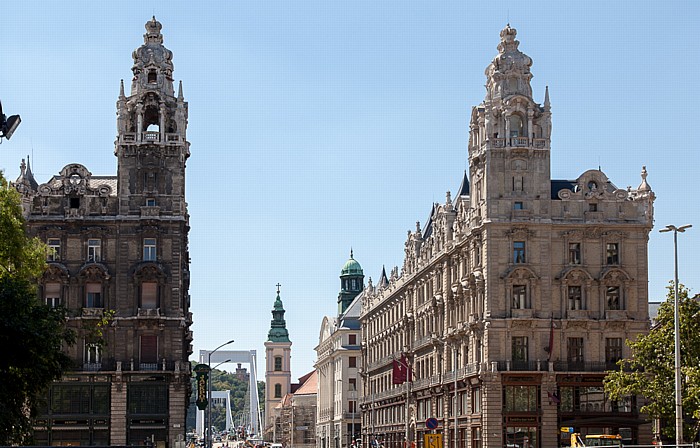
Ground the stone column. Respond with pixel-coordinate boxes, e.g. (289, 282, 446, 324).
(110, 378, 128, 445)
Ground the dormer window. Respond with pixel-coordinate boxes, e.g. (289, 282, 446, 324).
(148, 70, 157, 83)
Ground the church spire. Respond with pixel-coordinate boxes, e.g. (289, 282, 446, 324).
(268, 285, 291, 343)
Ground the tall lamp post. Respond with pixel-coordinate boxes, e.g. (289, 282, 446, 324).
(208, 340, 234, 448)
(659, 224, 692, 446)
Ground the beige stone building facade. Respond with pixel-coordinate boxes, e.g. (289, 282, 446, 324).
(359, 25, 655, 448)
(316, 254, 365, 448)
(13, 18, 193, 447)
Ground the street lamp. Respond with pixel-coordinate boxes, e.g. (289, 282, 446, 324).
(0, 101, 21, 141)
(208, 340, 234, 448)
(659, 224, 692, 446)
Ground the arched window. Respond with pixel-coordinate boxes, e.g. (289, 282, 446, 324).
(148, 70, 157, 83)
(509, 115, 523, 137)
(274, 383, 282, 398)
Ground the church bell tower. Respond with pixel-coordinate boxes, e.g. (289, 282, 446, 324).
(115, 16, 190, 216)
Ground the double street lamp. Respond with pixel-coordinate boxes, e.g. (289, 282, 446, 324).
(208, 340, 234, 448)
(659, 224, 692, 446)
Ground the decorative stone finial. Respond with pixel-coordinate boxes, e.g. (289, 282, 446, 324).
(637, 166, 651, 192)
(446, 190, 452, 205)
(144, 16, 163, 44)
(544, 86, 550, 110)
(119, 79, 125, 99)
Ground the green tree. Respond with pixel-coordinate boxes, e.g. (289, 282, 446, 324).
(0, 172, 75, 444)
(604, 283, 700, 442)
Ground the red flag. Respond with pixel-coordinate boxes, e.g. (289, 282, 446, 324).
(392, 358, 405, 384)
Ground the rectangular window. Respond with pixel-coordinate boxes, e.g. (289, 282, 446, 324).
(568, 242, 581, 264)
(85, 283, 102, 308)
(146, 198, 156, 207)
(606, 338, 623, 367)
(606, 243, 619, 265)
(567, 337, 584, 368)
(514, 201, 523, 210)
(513, 241, 526, 264)
(274, 356, 282, 371)
(127, 384, 167, 415)
(349, 378, 357, 391)
(503, 385, 538, 412)
(349, 334, 357, 345)
(348, 400, 357, 413)
(512, 285, 527, 309)
(589, 203, 598, 212)
(140, 335, 158, 364)
(472, 428, 482, 448)
(349, 356, 357, 368)
(568, 286, 582, 310)
(84, 343, 101, 365)
(143, 238, 157, 261)
(44, 283, 61, 308)
(472, 386, 481, 413)
(141, 282, 157, 309)
(606, 286, 621, 310)
(87, 239, 101, 262)
(48, 238, 61, 261)
(274, 383, 282, 398)
(512, 337, 529, 371)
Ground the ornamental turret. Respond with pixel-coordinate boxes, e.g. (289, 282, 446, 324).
(268, 286, 291, 343)
(115, 17, 189, 216)
(338, 250, 364, 315)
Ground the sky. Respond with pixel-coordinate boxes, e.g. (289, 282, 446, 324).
(2, 1, 699, 382)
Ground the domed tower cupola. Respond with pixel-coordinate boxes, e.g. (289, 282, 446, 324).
(485, 24, 533, 101)
(131, 17, 175, 97)
(338, 250, 364, 315)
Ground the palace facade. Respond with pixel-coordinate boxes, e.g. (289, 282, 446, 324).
(13, 18, 193, 446)
(359, 25, 655, 448)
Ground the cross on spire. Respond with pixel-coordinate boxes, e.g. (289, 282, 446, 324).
(276, 283, 281, 295)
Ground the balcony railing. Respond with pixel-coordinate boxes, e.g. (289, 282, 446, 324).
(496, 360, 549, 372)
(511, 136, 529, 147)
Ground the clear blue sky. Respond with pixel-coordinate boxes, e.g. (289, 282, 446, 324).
(2, 1, 699, 382)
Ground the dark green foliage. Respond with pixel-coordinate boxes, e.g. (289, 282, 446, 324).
(0, 171, 75, 444)
(0, 276, 75, 444)
(604, 283, 700, 442)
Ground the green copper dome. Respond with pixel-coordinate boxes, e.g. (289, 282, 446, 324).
(341, 250, 363, 277)
(268, 287, 290, 343)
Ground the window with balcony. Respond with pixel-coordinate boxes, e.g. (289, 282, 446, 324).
(140, 335, 158, 364)
(568, 242, 581, 264)
(85, 283, 102, 308)
(274, 356, 282, 371)
(567, 337, 584, 368)
(568, 286, 583, 310)
(606, 243, 619, 265)
(87, 239, 101, 262)
(512, 285, 527, 309)
(513, 241, 526, 264)
(606, 338, 622, 367)
(48, 238, 61, 261)
(84, 343, 101, 368)
(44, 283, 62, 308)
(143, 238, 157, 261)
(606, 286, 621, 310)
(141, 282, 158, 309)
(512, 337, 529, 367)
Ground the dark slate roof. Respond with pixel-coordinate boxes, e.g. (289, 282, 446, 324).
(456, 170, 470, 197)
(550, 180, 577, 199)
(422, 203, 435, 239)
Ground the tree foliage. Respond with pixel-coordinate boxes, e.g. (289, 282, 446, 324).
(0, 172, 75, 444)
(604, 283, 700, 442)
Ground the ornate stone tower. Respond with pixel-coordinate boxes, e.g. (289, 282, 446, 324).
(115, 16, 189, 216)
(264, 285, 292, 433)
(338, 250, 364, 315)
(15, 18, 193, 447)
(468, 24, 552, 222)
